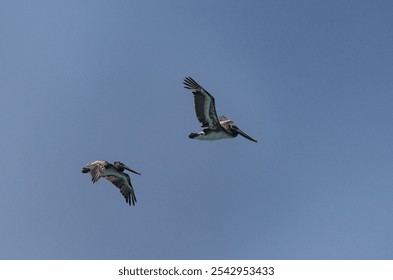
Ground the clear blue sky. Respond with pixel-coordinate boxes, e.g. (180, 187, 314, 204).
(1, 0, 392, 259)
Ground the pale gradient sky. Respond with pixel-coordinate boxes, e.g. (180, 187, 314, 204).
(1, 0, 393, 259)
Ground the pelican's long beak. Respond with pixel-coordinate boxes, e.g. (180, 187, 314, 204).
(233, 126, 258, 143)
(124, 166, 141, 175)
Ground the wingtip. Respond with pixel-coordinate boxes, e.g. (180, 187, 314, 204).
(183, 76, 200, 90)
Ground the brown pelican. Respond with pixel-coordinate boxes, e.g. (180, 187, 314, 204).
(183, 77, 257, 142)
(82, 160, 141, 206)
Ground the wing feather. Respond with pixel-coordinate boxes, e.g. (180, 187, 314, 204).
(84, 160, 108, 183)
(183, 77, 220, 129)
(105, 174, 137, 206)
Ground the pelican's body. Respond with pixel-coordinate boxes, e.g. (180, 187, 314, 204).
(183, 77, 257, 143)
(82, 160, 141, 206)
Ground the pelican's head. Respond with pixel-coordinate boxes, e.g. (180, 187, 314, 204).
(229, 124, 258, 143)
(114, 161, 141, 175)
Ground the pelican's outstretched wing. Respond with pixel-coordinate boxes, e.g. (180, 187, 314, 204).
(183, 77, 220, 129)
(105, 174, 137, 206)
(82, 160, 108, 183)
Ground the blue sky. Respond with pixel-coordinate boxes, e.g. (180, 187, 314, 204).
(1, 0, 393, 259)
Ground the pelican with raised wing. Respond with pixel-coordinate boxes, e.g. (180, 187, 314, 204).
(82, 160, 141, 206)
(183, 76, 257, 143)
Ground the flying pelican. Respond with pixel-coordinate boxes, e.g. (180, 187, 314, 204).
(82, 160, 141, 206)
(183, 77, 257, 142)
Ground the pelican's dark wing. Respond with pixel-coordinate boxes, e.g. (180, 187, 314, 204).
(183, 77, 220, 129)
(82, 160, 108, 183)
(105, 174, 137, 206)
